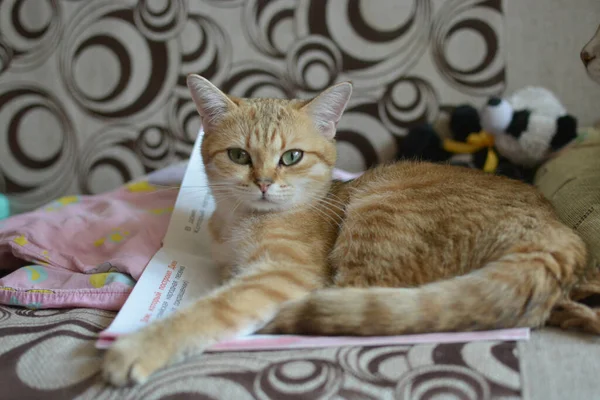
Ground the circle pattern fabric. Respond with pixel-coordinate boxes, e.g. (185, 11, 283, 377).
(0, 306, 523, 399)
(0, 0, 506, 212)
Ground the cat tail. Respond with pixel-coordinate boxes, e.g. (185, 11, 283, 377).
(260, 248, 594, 335)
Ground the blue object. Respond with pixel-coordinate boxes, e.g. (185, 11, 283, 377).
(0, 194, 10, 220)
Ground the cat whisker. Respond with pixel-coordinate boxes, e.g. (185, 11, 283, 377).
(322, 193, 347, 208)
(304, 204, 337, 230)
(316, 198, 346, 216)
(112, 184, 232, 199)
(301, 202, 342, 231)
(229, 198, 245, 215)
(310, 194, 369, 232)
(301, 193, 345, 216)
(150, 183, 232, 189)
(315, 202, 346, 227)
(312, 201, 344, 221)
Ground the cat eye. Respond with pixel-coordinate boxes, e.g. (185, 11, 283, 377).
(280, 149, 303, 166)
(228, 148, 252, 165)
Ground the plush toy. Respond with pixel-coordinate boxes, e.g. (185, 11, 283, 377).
(441, 104, 501, 174)
(479, 86, 578, 168)
(398, 104, 528, 181)
(398, 86, 578, 183)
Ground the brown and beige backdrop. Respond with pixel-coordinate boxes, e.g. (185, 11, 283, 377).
(0, 0, 509, 213)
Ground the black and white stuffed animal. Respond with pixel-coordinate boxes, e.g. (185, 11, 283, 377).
(479, 86, 578, 169)
(398, 104, 534, 182)
(397, 86, 578, 184)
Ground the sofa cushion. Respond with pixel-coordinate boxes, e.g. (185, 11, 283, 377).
(534, 127, 600, 272)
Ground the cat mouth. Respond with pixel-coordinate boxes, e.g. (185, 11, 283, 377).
(254, 197, 276, 205)
(250, 198, 287, 212)
(257, 193, 278, 203)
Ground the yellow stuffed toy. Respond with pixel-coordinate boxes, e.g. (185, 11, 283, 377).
(442, 131, 499, 173)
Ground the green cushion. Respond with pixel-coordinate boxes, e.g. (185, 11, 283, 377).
(535, 127, 600, 271)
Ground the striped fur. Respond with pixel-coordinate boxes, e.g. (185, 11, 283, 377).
(103, 76, 589, 386)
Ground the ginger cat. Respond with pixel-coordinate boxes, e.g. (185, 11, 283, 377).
(103, 75, 590, 386)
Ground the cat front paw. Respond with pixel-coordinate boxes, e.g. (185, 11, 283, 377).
(102, 325, 201, 387)
(102, 331, 170, 386)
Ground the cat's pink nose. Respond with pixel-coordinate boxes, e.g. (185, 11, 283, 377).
(255, 179, 272, 193)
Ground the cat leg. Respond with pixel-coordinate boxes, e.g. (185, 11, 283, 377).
(102, 263, 323, 386)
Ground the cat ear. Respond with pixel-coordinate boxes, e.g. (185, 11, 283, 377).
(187, 74, 237, 129)
(302, 82, 353, 139)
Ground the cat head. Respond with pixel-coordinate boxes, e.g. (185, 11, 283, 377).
(581, 24, 600, 84)
(187, 75, 352, 213)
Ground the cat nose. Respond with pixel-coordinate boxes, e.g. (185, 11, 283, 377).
(255, 179, 273, 193)
(581, 50, 595, 66)
(258, 183, 271, 193)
